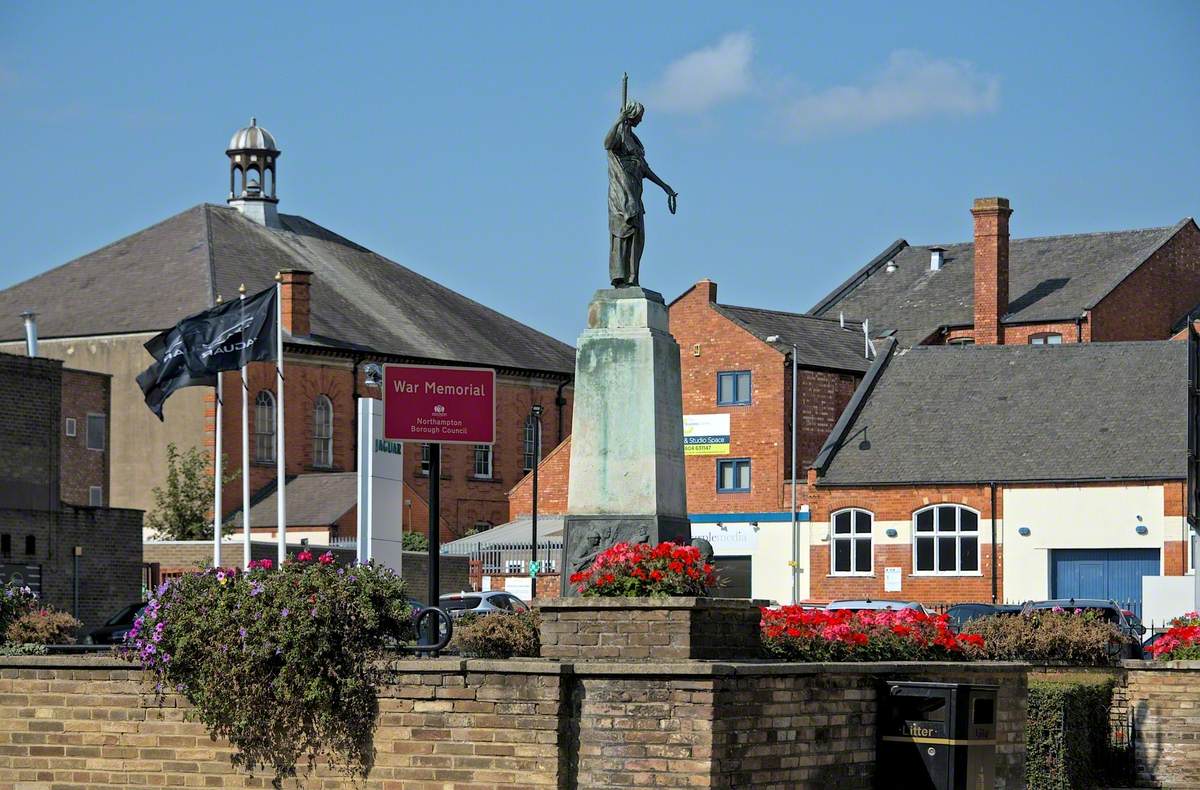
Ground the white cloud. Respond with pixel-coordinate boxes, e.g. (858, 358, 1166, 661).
(784, 50, 1000, 138)
(648, 32, 754, 114)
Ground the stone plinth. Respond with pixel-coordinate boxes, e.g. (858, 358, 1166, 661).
(536, 597, 767, 661)
(561, 287, 690, 594)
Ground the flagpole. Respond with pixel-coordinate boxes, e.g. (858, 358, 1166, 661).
(275, 274, 286, 565)
(213, 294, 225, 569)
(214, 372, 223, 567)
(240, 284, 252, 569)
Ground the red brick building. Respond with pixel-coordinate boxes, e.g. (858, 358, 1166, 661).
(811, 197, 1200, 348)
(0, 120, 575, 543)
(807, 339, 1193, 614)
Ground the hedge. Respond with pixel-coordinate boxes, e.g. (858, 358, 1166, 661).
(1026, 677, 1115, 789)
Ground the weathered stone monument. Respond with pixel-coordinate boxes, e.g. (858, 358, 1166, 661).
(561, 76, 689, 595)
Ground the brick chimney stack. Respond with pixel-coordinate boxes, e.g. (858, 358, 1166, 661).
(278, 269, 312, 336)
(971, 197, 1012, 345)
(697, 278, 718, 303)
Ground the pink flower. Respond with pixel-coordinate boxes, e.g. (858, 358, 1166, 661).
(296, 550, 313, 562)
(318, 551, 334, 566)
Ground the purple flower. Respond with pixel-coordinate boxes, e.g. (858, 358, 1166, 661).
(1052, 606, 1065, 613)
(250, 582, 263, 597)
(238, 627, 248, 639)
(280, 608, 289, 618)
(310, 607, 317, 617)
(1073, 608, 1084, 615)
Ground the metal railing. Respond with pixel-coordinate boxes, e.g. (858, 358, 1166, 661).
(440, 541, 563, 576)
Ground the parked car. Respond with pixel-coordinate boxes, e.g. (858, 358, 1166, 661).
(438, 590, 530, 619)
(826, 599, 930, 616)
(82, 602, 146, 645)
(1020, 599, 1146, 658)
(944, 602, 1022, 632)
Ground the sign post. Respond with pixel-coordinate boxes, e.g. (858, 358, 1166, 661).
(383, 364, 496, 645)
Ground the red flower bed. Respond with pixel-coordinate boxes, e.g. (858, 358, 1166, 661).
(569, 542, 717, 597)
(1145, 611, 1200, 660)
(760, 606, 985, 662)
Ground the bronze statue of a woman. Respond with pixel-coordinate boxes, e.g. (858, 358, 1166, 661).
(605, 83, 677, 288)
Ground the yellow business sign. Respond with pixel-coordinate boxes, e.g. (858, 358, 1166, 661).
(683, 414, 731, 456)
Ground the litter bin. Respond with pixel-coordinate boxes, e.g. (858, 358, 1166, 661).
(878, 681, 997, 790)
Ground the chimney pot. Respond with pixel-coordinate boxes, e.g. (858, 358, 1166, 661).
(929, 246, 946, 271)
(20, 311, 37, 357)
(971, 197, 1013, 345)
(278, 270, 313, 337)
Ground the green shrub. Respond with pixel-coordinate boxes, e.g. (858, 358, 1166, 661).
(1026, 678, 1115, 789)
(5, 608, 81, 645)
(0, 642, 48, 656)
(962, 611, 1130, 665)
(452, 611, 541, 659)
(123, 553, 411, 787)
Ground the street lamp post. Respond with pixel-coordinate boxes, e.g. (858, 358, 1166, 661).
(530, 404, 543, 592)
(768, 336, 799, 605)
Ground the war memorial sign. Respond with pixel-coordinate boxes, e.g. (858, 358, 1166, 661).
(382, 363, 496, 445)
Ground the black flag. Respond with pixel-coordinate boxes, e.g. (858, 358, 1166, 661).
(136, 329, 216, 421)
(136, 287, 278, 420)
(177, 286, 277, 377)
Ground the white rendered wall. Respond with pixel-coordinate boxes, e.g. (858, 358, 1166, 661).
(1002, 485, 1166, 603)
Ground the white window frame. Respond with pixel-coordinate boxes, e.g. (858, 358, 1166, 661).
(88, 486, 103, 507)
(1029, 333, 1063, 345)
(830, 508, 874, 576)
(64, 417, 77, 437)
(254, 391, 276, 464)
(313, 395, 333, 469)
(85, 413, 106, 451)
(912, 504, 983, 576)
(473, 444, 493, 479)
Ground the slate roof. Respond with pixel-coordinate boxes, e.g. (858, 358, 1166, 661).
(810, 220, 1195, 347)
(232, 472, 357, 529)
(712, 303, 873, 373)
(814, 340, 1188, 485)
(0, 204, 576, 375)
(442, 516, 566, 550)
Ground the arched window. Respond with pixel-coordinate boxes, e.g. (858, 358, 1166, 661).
(913, 505, 980, 575)
(254, 391, 276, 463)
(313, 395, 333, 468)
(831, 508, 873, 575)
(522, 416, 541, 473)
(1029, 333, 1063, 345)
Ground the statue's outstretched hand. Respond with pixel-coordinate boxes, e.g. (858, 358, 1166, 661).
(667, 192, 678, 215)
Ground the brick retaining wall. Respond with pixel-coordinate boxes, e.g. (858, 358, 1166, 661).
(0, 655, 1028, 789)
(1123, 660, 1200, 787)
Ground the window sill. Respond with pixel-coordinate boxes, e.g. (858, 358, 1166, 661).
(717, 490, 751, 495)
(470, 476, 503, 484)
(716, 402, 752, 408)
(828, 573, 875, 578)
(252, 461, 277, 467)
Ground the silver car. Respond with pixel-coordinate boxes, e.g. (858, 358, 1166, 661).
(826, 599, 930, 615)
(439, 590, 530, 619)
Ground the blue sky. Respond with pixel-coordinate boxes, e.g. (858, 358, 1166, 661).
(1, 3, 1197, 342)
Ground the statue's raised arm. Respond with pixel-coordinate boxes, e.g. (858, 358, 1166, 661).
(605, 75, 676, 288)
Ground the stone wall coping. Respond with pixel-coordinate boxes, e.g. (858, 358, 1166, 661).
(0, 653, 130, 670)
(536, 596, 771, 610)
(1121, 659, 1200, 670)
(2, 653, 1031, 679)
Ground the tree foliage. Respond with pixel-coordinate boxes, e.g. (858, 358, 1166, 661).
(124, 553, 411, 787)
(145, 443, 236, 541)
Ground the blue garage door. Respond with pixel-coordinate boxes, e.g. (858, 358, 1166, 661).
(1050, 549, 1160, 617)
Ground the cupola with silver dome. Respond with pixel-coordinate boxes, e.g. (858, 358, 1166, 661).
(226, 118, 281, 228)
